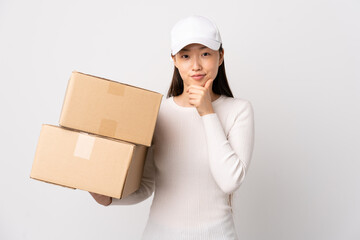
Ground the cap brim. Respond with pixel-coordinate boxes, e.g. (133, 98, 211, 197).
(171, 38, 221, 55)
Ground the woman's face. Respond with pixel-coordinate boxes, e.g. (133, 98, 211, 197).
(172, 43, 224, 91)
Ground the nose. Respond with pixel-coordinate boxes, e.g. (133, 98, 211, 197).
(191, 56, 202, 71)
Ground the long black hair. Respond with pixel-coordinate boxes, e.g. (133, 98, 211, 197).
(166, 44, 234, 98)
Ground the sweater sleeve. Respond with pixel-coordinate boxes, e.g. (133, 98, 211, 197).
(110, 144, 155, 205)
(201, 101, 255, 194)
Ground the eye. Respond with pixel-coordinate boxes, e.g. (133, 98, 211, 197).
(203, 52, 211, 56)
(181, 55, 189, 59)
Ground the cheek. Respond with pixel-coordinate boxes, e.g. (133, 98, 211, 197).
(176, 64, 190, 77)
(177, 68, 189, 81)
(177, 66, 185, 75)
(207, 62, 220, 78)
(208, 71, 218, 80)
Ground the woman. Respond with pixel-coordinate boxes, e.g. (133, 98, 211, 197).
(90, 15, 255, 240)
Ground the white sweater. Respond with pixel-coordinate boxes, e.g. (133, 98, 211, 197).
(110, 94, 255, 240)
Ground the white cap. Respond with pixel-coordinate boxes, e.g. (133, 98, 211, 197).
(170, 15, 222, 56)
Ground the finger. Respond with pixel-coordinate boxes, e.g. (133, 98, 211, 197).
(186, 85, 205, 93)
(188, 91, 203, 99)
(188, 97, 198, 105)
(188, 88, 204, 95)
(189, 95, 201, 101)
(204, 79, 214, 89)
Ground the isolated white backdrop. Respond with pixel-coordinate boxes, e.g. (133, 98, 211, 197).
(0, 0, 359, 239)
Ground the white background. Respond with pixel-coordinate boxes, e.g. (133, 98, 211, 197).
(0, 0, 359, 239)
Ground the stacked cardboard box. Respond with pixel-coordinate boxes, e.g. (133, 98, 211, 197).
(30, 71, 163, 199)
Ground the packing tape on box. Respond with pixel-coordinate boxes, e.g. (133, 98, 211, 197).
(73, 133, 95, 160)
(98, 118, 118, 138)
(98, 81, 124, 138)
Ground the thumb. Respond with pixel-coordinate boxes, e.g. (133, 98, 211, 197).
(204, 79, 214, 89)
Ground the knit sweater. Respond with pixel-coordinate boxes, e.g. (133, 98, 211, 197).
(110, 94, 255, 240)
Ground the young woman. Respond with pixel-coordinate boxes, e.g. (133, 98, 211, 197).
(90, 15, 255, 240)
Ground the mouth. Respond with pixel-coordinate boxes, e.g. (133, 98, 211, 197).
(191, 74, 205, 80)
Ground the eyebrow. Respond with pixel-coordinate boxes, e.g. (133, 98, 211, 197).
(180, 46, 208, 52)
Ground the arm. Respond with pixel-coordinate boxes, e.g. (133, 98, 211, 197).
(89, 144, 156, 206)
(201, 101, 255, 194)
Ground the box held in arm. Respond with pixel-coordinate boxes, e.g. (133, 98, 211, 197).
(30, 124, 148, 199)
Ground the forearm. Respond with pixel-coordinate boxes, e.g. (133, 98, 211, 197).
(89, 182, 153, 206)
(110, 182, 154, 205)
(201, 101, 254, 194)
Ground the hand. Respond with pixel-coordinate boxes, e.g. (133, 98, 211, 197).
(89, 192, 112, 206)
(186, 79, 215, 116)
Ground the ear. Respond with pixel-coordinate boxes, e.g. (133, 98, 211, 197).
(171, 54, 178, 68)
(218, 48, 224, 66)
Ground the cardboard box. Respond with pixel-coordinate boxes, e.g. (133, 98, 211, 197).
(59, 71, 162, 147)
(30, 124, 148, 199)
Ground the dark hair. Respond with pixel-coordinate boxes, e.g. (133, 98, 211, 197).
(166, 44, 234, 98)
